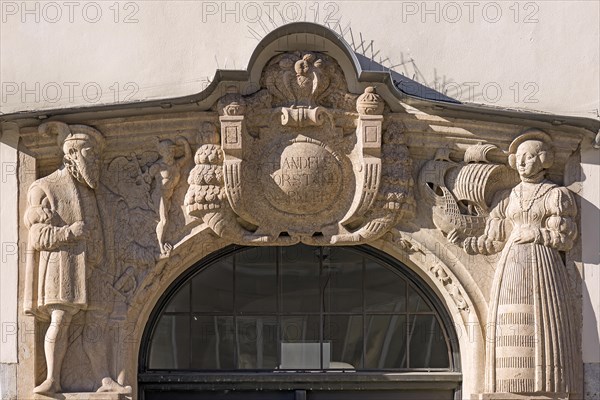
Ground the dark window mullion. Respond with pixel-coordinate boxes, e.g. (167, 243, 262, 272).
(362, 255, 366, 369)
(188, 282, 192, 369)
(233, 253, 238, 369)
(406, 281, 410, 368)
(435, 313, 455, 371)
(319, 247, 324, 370)
(276, 247, 281, 369)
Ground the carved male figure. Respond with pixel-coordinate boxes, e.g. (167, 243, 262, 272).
(24, 122, 130, 394)
(146, 137, 191, 255)
(450, 129, 578, 394)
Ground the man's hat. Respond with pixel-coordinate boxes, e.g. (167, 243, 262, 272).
(39, 121, 105, 152)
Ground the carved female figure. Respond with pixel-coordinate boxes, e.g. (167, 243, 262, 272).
(451, 130, 578, 394)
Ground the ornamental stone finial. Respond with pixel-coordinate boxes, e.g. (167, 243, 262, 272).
(218, 86, 246, 116)
(356, 86, 384, 115)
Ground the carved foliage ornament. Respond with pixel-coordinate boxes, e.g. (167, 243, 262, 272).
(185, 51, 416, 245)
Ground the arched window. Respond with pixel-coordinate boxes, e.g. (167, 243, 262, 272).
(139, 245, 461, 398)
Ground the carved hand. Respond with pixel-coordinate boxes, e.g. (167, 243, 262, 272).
(462, 236, 480, 255)
(69, 221, 89, 240)
(513, 228, 537, 244)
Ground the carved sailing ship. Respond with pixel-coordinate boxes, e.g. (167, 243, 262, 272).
(419, 144, 519, 237)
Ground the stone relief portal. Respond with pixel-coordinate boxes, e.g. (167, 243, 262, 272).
(20, 47, 585, 400)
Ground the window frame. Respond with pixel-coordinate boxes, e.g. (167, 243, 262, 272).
(138, 244, 462, 398)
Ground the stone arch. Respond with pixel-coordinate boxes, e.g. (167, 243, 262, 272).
(123, 229, 230, 397)
(127, 230, 486, 399)
(373, 234, 488, 398)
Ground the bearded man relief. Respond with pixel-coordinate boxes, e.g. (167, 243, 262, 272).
(23, 121, 131, 395)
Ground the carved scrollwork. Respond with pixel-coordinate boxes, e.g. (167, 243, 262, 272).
(199, 56, 416, 245)
(329, 121, 416, 244)
(429, 264, 469, 312)
(385, 229, 423, 254)
(280, 106, 328, 127)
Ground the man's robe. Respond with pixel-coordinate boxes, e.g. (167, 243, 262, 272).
(24, 166, 104, 318)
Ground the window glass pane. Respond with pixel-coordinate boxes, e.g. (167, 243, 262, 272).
(237, 316, 278, 369)
(365, 261, 406, 312)
(281, 245, 320, 313)
(281, 316, 320, 342)
(190, 316, 235, 369)
(165, 282, 190, 312)
(149, 315, 190, 369)
(408, 285, 432, 313)
(236, 247, 277, 313)
(191, 258, 234, 312)
(324, 315, 363, 369)
(280, 342, 328, 370)
(280, 316, 321, 369)
(364, 315, 407, 369)
(408, 315, 449, 368)
(324, 248, 363, 313)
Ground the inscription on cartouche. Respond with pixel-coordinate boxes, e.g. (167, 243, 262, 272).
(259, 142, 342, 215)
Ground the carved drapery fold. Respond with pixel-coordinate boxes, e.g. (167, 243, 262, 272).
(434, 131, 580, 397)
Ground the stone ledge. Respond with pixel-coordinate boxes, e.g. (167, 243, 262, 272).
(584, 362, 600, 400)
(471, 393, 570, 400)
(32, 394, 132, 400)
